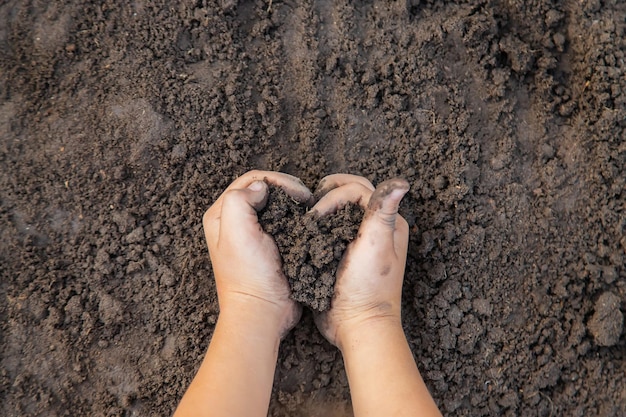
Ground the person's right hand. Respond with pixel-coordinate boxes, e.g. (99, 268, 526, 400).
(311, 174, 410, 349)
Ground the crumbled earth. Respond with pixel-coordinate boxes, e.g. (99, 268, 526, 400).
(588, 292, 624, 347)
(258, 186, 363, 312)
(1, 1, 625, 416)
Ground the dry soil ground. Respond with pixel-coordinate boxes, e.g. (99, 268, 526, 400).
(1, 1, 625, 416)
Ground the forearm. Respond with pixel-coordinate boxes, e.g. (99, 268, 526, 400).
(174, 306, 282, 417)
(340, 318, 442, 417)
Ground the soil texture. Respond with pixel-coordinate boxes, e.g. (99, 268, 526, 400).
(259, 185, 363, 312)
(1, 1, 625, 416)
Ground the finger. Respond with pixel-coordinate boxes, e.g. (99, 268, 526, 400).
(218, 181, 270, 246)
(360, 178, 410, 244)
(244, 180, 270, 210)
(311, 182, 373, 216)
(233, 170, 312, 203)
(214, 170, 313, 214)
(314, 174, 375, 198)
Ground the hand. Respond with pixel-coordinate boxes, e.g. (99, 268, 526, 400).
(203, 170, 312, 337)
(311, 174, 410, 349)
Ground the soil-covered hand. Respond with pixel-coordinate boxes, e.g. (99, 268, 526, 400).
(311, 174, 410, 348)
(203, 170, 312, 337)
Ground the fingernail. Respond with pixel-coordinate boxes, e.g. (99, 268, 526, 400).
(248, 180, 264, 191)
(389, 188, 408, 201)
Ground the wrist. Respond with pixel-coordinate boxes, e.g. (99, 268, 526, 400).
(336, 313, 403, 353)
(335, 314, 443, 417)
(218, 296, 287, 342)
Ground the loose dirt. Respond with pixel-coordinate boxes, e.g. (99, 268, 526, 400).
(1, 1, 625, 416)
(259, 185, 363, 312)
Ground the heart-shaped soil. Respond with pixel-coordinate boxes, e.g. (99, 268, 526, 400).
(258, 186, 364, 312)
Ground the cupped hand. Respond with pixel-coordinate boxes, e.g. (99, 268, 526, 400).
(203, 170, 312, 337)
(311, 174, 410, 349)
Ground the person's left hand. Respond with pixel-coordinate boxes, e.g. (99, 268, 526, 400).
(203, 170, 313, 337)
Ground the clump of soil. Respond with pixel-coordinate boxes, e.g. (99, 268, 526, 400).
(588, 292, 624, 347)
(259, 186, 364, 311)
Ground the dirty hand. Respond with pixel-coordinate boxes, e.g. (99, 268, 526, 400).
(311, 174, 410, 348)
(203, 170, 312, 337)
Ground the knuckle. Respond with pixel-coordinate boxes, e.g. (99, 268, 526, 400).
(348, 182, 373, 200)
(375, 210, 397, 227)
(350, 182, 368, 192)
(280, 171, 299, 182)
(221, 189, 243, 207)
(203, 204, 220, 225)
(362, 178, 375, 190)
(245, 169, 267, 183)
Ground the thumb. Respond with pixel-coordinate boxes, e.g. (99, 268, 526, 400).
(361, 178, 409, 239)
(244, 180, 269, 211)
(219, 181, 269, 239)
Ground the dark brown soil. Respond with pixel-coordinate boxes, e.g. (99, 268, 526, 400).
(1, 1, 625, 416)
(259, 185, 363, 312)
